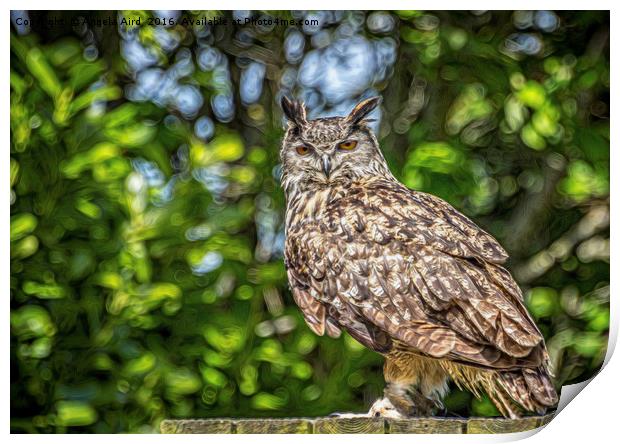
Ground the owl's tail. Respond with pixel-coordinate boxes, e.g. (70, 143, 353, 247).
(490, 367, 558, 418)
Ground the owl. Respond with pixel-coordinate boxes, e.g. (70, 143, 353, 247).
(279, 96, 558, 419)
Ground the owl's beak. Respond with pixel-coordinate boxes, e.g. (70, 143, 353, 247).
(322, 155, 332, 178)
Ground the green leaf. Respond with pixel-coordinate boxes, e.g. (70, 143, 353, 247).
(251, 392, 287, 410)
(526, 287, 559, 318)
(165, 369, 202, 395)
(124, 353, 156, 376)
(61, 142, 120, 178)
(516, 80, 546, 109)
(68, 60, 106, 91)
(26, 48, 62, 99)
(22, 281, 66, 299)
(406, 142, 464, 174)
(190, 133, 245, 166)
(520, 123, 546, 150)
(201, 366, 227, 387)
(69, 85, 122, 116)
(55, 401, 98, 427)
(11, 305, 56, 339)
(573, 332, 606, 357)
(11, 235, 39, 259)
(104, 123, 156, 147)
(10, 213, 37, 242)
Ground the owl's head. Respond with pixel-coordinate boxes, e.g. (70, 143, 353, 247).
(279, 96, 393, 195)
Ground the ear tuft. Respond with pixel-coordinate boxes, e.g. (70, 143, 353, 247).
(346, 96, 382, 125)
(281, 96, 308, 127)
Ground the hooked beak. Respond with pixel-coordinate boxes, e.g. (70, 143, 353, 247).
(322, 155, 332, 178)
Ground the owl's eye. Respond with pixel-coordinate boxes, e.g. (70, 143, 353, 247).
(338, 140, 358, 151)
(296, 145, 311, 156)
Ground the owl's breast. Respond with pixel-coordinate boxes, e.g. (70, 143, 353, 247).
(284, 185, 350, 231)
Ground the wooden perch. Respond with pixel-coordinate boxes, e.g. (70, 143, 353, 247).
(161, 413, 554, 434)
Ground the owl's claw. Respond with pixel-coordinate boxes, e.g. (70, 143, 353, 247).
(328, 398, 406, 419)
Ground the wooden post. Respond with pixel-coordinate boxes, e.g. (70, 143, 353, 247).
(160, 413, 554, 434)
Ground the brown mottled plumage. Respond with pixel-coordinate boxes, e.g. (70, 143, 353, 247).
(280, 96, 558, 419)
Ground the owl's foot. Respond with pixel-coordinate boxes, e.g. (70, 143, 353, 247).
(384, 382, 441, 417)
(411, 391, 444, 416)
(384, 384, 417, 417)
(328, 398, 405, 419)
(329, 385, 444, 419)
(368, 397, 406, 419)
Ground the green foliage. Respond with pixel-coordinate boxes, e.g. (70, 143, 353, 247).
(11, 10, 609, 432)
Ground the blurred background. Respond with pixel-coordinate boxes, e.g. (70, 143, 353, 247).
(10, 10, 609, 433)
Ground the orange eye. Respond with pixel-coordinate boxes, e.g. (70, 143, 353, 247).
(296, 145, 310, 156)
(338, 140, 358, 151)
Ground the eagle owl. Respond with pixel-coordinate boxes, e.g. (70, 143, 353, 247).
(280, 96, 558, 419)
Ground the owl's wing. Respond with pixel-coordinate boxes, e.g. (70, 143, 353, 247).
(292, 180, 546, 370)
(338, 243, 545, 369)
(287, 269, 391, 351)
(289, 283, 342, 338)
(364, 181, 509, 264)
